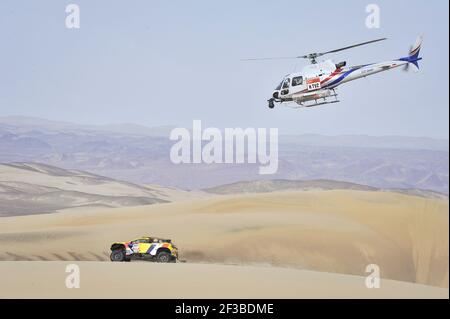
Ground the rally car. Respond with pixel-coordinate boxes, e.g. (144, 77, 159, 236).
(110, 236, 178, 263)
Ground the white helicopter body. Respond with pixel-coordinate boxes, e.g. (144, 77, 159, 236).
(246, 36, 423, 108)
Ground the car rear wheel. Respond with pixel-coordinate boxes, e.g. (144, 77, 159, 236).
(156, 251, 171, 263)
(110, 250, 126, 262)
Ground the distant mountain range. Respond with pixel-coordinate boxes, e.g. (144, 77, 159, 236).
(0, 116, 448, 194)
(0, 116, 174, 136)
(203, 179, 447, 199)
(204, 179, 377, 194)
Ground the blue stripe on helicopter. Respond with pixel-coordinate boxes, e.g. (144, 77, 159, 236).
(323, 67, 361, 88)
(324, 63, 376, 88)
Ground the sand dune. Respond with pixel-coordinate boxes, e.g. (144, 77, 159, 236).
(0, 190, 447, 293)
(0, 261, 447, 299)
(0, 163, 202, 216)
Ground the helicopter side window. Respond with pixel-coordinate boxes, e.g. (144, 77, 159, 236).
(282, 78, 290, 89)
(292, 76, 303, 86)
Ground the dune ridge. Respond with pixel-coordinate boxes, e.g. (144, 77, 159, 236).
(0, 163, 202, 216)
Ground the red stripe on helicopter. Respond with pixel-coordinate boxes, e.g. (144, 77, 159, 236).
(294, 68, 344, 94)
(320, 68, 343, 86)
(306, 77, 321, 84)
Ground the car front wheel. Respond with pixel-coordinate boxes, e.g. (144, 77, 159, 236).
(156, 251, 171, 263)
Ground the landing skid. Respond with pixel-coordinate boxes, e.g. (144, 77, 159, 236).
(287, 100, 340, 109)
(269, 89, 340, 109)
(287, 88, 339, 109)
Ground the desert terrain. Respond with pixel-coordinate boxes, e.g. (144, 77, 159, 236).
(0, 261, 447, 299)
(1, 0, 448, 301)
(0, 177, 448, 298)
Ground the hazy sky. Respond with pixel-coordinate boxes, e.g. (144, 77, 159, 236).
(0, 0, 448, 138)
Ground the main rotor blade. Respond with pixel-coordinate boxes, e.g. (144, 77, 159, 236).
(240, 56, 300, 61)
(317, 38, 387, 56)
(241, 38, 387, 62)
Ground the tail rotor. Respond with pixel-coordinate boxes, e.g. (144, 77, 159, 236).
(402, 35, 423, 72)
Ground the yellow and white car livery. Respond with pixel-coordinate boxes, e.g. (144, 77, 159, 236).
(110, 236, 178, 263)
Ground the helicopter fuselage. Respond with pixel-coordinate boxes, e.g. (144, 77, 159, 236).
(264, 36, 422, 108)
(271, 58, 411, 106)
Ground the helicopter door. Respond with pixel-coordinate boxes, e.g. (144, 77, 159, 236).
(280, 78, 290, 96)
(291, 76, 304, 90)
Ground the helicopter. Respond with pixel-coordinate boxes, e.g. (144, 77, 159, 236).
(243, 36, 423, 109)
